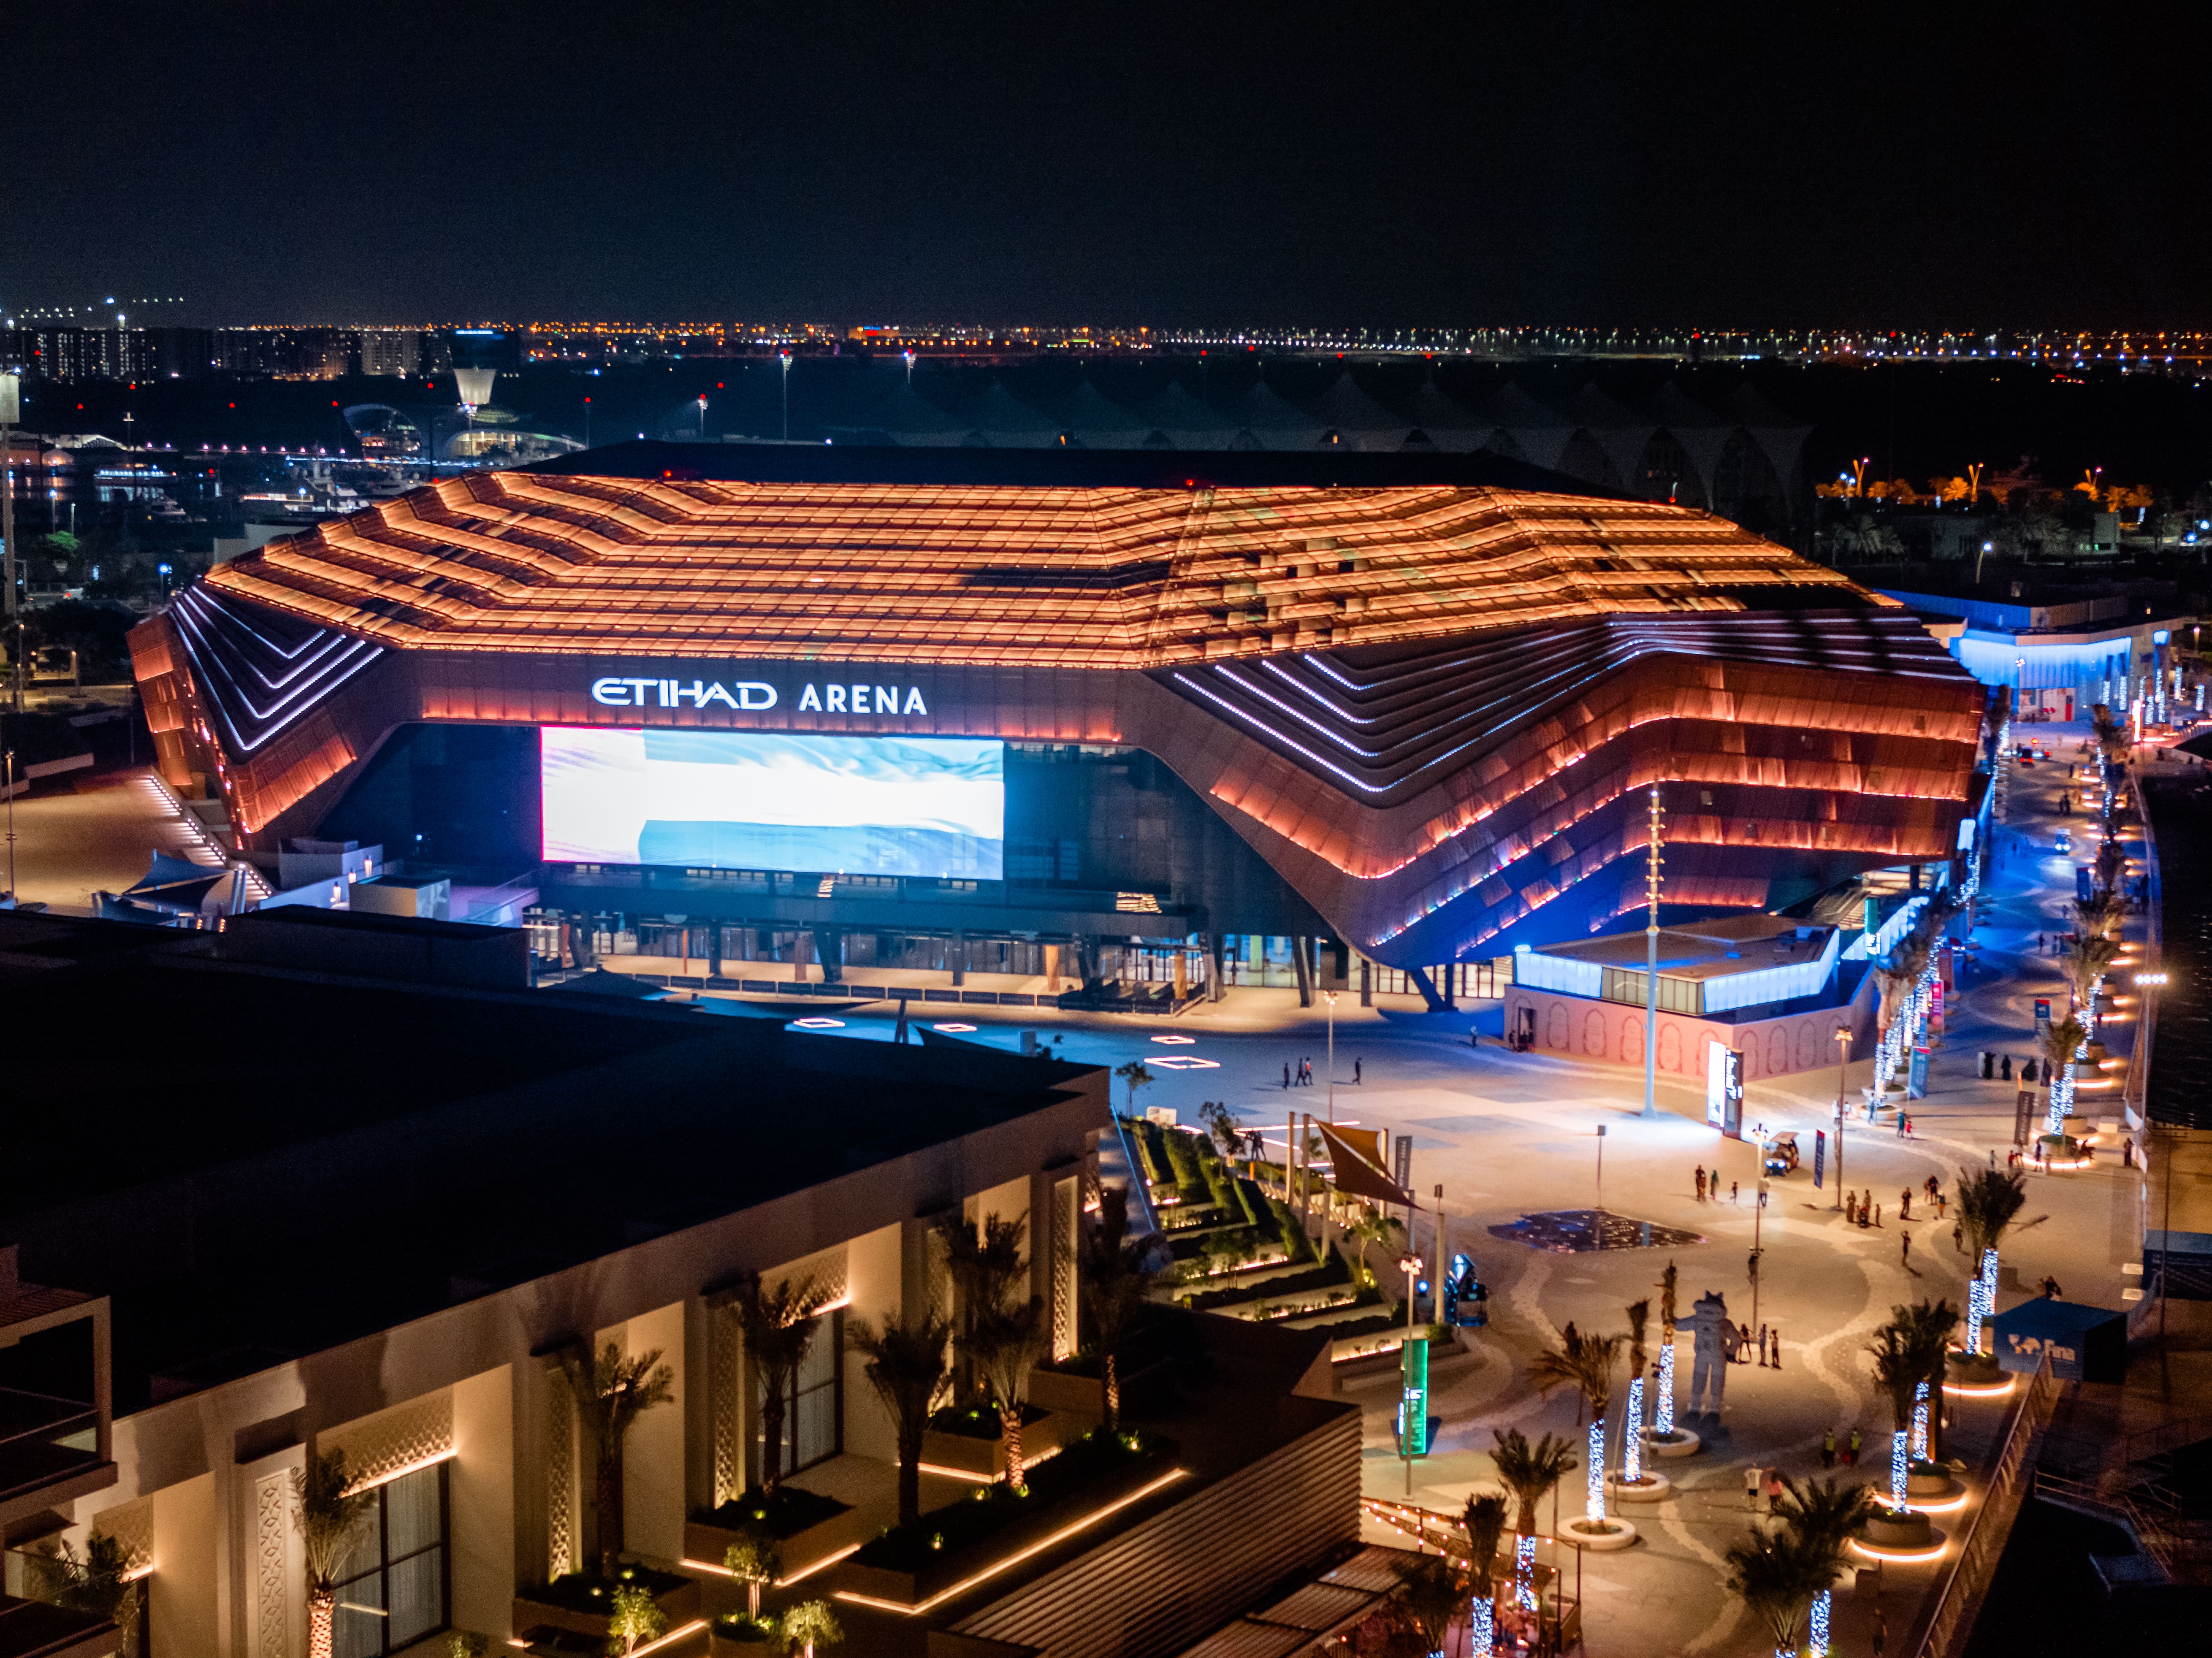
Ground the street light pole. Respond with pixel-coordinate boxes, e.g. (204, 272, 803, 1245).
(2, 371, 20, 723)
(1400, 1249, 1423, 1495)
(1642, 785, 1664, 1118)
(779, 352, 792, 442)
(1833, 1025, 1851, 1211)
(1324, 989, 1338, 1124)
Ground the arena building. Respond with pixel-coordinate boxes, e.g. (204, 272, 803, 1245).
(130, 444, 1987, 1006)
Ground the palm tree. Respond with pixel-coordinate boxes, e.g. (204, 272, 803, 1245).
(1491, 1429, 1577, 1611)
(1390, 1554, 1465, 1657)
(962, 1298, 1050, 1486)
(2074, 891, 2124, 942)
(729, 1276, 824, 1498)
(1892, 1299, 1960, 1461)
(1080, 1191, 1159, 1428)
(1527, 1325, 1624, 1520)
(846, 1309, 951, 1528)
(2038, 1014, 2089, 1133)
(2063, 935, 2121, 1017)
(1724, 1528, 1833, 1658)
(1771, 1474, 1877, 1558)
(1954, 1165, 2044, 1354)
(777, 1599, 843, 1658)
(1461, 1491, 1509, 1652)
(293, 1449, 374, 1658)
(1866, 1307, 1951, 1509)
(27, 1533, 144, 1658)
(936, 1212, 1027, 1404)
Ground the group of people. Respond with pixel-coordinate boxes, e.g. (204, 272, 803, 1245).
(1691, 1165, 1739, 1205)
(1725, 1320, 1781, 1367)
(1817, 1427, 1867, 1468)
(1979, 1051, 2037, 1082)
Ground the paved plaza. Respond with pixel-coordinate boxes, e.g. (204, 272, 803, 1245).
(651, 721, 2150, 1655)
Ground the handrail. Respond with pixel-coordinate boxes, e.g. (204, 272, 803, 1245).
(2123, 766, 2160, 1129)
(1914, 1352, 2057, 1658)
(2031, 1469, 2177, 1574)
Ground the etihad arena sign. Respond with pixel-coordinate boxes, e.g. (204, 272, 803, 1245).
(588, 673, 931, 715)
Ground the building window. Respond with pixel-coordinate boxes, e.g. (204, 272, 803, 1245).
(759, 1310, 844, 1480)
(330, 1463, 449, 1658)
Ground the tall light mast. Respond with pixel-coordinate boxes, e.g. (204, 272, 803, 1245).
(1642, 784, 1664, 1118)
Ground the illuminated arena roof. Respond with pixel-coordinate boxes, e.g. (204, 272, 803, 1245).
(200, 441, 1871, 665)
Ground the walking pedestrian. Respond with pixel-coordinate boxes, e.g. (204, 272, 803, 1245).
(1849, 1428, 1862, 1466)
(1695, 1165, 1707, 1202)
(1354, 1057, 1362, 1085)
(1822, 1428, 1836, 1468)
(2001, 1054, 2013, 1081)
(1282, 1062, 1290, 1090)
(1874, 1202, 1882, 1227)
(1846, 1192, 1857, 1225)
(1757, 1322, 1769, 1367)
(1730, 1180, 1739, 1206)
(1897, 1110, 1908, 1139)
(1873, 1609, 1886, 1658)
(1902, 1230, 1912, 1269)
(1745, 1463, 1762, 1509)
(1952, 1221, 1963, 1253)
(1901, 1187, 1912, 1220)
(2123, 1136, 2135, 1168)
(1770, 1329, 1781, 1370)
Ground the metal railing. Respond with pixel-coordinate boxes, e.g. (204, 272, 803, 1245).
(2031, 1468, 2181, 1575)
(1914, 1352, 2057, 1658)
(2123, 767, 2160, 1128)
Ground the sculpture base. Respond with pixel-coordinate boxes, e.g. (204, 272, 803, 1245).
(1605, 1472, 1672, 1503)
(1860, 1509, 1934, 1550)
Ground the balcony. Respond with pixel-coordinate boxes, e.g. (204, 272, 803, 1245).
(0, 1250, 113, 1534)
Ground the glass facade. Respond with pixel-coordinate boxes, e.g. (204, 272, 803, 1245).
(330, 1463, 448, 1658)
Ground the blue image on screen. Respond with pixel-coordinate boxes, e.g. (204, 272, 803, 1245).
(540, 728, 1005, 880)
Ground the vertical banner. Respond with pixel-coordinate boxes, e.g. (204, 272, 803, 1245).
(1813, 1128, 1826, 1190)
(1393, 1132, 1413, 1194)
(1909, 1043, 1930, 1099)
(1398, 1335, 1430, 1457)
(1705, 1039, 1729, 1128)
(2034, 997, 2052, 1046)
(2013, 1089, 2036, 1146)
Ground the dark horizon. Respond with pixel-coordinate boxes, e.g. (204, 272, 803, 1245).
(9, 3, 2209, 331)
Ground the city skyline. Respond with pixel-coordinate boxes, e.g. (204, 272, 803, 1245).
(8, 3, 2208, 328)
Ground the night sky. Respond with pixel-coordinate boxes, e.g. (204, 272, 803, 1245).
(10, 2, 2207, 327)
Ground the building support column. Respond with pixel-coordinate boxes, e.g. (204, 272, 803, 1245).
(1292, 934, 1314, 1008)
(1207, 931, 1226, 1002)
(950, 930, 965, 986)
(1360, 956, 1373, 1008)
(1406, 964, 1445, 1014)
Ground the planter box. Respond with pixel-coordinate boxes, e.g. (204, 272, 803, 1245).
(685, 1500, 874, 1580)
(921, 1409, 1068, 1480)
(828, 1450, 1171, 1608)
(1026, 1367, 1106, 1420)
(515, 1575, 699, 1642)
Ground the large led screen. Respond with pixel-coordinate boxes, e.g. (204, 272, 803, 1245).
(541, 728, 1005, 878)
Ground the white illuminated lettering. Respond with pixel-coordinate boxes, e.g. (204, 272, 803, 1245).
(827, 684, 848, 712)
(660, 679, 676, 706)
(591, 677, 630, 706)
(799, 684, 823, 712)
(850, 683, 869, 713)
(700, 683, 739, 710)
(735, 682, 778, 710)
(623, 677, 655, 704)
(671, 680, 707, 707)
(903, 686, 928, 715)
(875, 685, 897, 713)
